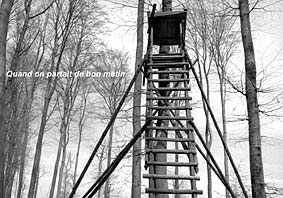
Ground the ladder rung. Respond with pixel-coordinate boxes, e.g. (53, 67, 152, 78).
(147, 96, 192, 100)
(149, 70, 189, 74)
(147, 126, 193, 131)
(152, 53, 182, 56)
(149, 106, 192, 110)
(143, 174, 200, 180)
(148, 62, 189, 66)
(148, 79, 190, 82)
(150, 66, 187, 69)
(146, 149, 196, 154)
(148, 116, 193, 120)
(151, 55, 184, 60)
(148, 87, 191, 91)
(145, 188, 203, 194)
(145, 137, 194, 142)
(146, 161, 198, 166)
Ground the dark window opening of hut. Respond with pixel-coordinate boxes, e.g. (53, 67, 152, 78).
(149, 11, 187, 46)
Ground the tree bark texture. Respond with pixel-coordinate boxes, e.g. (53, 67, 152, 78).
(131, 0, 144, 198)
(73, 95, 87, 186)
(202, 59, 212, 198)
(239, 0, 266, 198)
(220, 78, 229, 198)
(0, 1, 14, 197)
(56, 134, 67, 198)
(28, 88, 55, 198)
(17, 90, 34, 198)
(154, 1, 172, 198)
(49, 133, 63, 198)
(218, 74, 229, 198)
(104, 124, 114, 198)
(97, 146, 105, 198)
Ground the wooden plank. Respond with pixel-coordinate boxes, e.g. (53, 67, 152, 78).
(145, 137, 194, 142)
(147, 116, 193, 120)
(143, 174, 200, 180)
(148, 78, 190, 82)
(152, 53, 182, 56)
(148, 87, 191, 91)
(149, 70, 189, 74)
(148, 62, 189, 66)
(149, 106, 192, 110)
(147, 126, 193, 131)
(145, 188, 203, 194)
(146, 161, 198, 166)
(147, 96, 192, 100)
(145, 149, 196, 154)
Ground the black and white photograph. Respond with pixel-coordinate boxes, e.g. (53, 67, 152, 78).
(0, 0, 282, 197)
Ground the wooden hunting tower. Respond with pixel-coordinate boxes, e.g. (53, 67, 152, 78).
(144, 9, 203, 198)
(71, 6, 245, 198)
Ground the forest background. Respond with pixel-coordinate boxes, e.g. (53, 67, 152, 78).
(0, 0, 282, 198)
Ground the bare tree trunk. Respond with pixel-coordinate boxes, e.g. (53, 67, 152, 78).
(34, 169, 40, 198)
(104, 124, 114, 198)
(56, 135, 67, 198)
(204, 71, 212, 198)
(73, 127, 82, 185)
(17, 79, 38, 198)
(56, 100, 72, 198)
(17, 126, 28, 198)
(63, 166, 68, 198)
(238, 0, 266, 198)
(56, 108, 73, 198)
(154, 1, 172, 198)
(5, 6, 33, 189)
(73, 88, 88, 185)
(0, 1, 14, 197)
(198, 64, 212, 198)
(63, 153, 72, 198)
(97, 146, 105, 198)
(5, 2, 36, 196)
(220, 77, 229, 198)
(73, 114, 84, 186)
(17, 97, 32, 198)
(5, 164, 17, 198)
(28, 89, 55, 198)
(197, 53, 212, 198)
(131, 0, 144, 198)
(49, 133, 63, 198)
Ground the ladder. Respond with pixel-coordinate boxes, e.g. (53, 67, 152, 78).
(144, 50, 203, 197)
